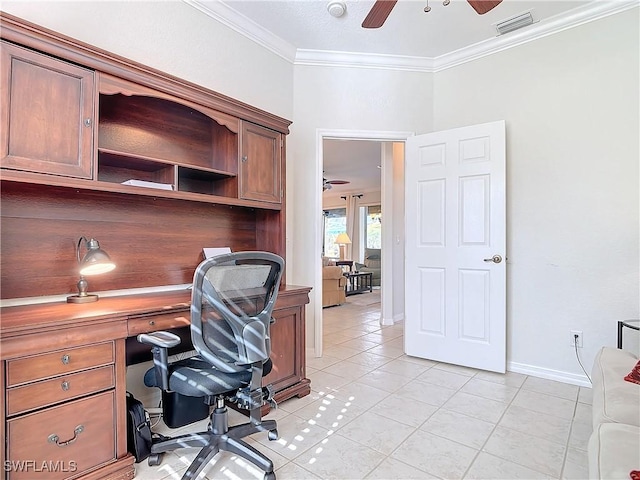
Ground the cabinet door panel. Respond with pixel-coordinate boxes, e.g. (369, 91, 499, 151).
(1, 41, 94, 178)
(263, 307, 301, 391)
(240, 122, 281, 203)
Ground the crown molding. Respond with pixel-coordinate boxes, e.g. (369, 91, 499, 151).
(294, 49, 434, 72)
(187, 0, 639, 73)
(184, 0, 297, 62)
(433, 0, 640, 72)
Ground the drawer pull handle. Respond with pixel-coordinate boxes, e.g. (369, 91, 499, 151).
(61, 381, 70, 391)
(48, 425, 84, 447)
(149, 320, 155, 326)
(61, 354, 70, 364)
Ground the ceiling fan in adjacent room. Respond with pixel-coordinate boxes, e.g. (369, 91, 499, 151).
(362, 0, 503, 28)
(323, 176, 350, 191)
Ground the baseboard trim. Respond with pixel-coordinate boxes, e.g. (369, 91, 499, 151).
(380, 315, 394, 326)
(508, 361, 592, 388)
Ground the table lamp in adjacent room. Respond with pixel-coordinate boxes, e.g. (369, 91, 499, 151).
(335, 232, 352, 261)
(67, 237, 116, 303)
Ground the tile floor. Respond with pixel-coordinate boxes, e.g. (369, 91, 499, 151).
(134, 293, 592, 480)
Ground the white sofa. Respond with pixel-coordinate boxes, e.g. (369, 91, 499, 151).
(588, 347, 640, 479)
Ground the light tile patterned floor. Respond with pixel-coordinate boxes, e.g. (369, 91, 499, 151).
(134, 293, 591, 480)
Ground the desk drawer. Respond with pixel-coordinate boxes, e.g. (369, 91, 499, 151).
(7, 365, 115, 416)
(7, 391, 116, 479)
(6, 342, 114, 387)
(128, 311, 190, 336)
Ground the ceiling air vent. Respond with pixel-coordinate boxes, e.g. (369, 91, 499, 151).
(495, 11, 534, 35)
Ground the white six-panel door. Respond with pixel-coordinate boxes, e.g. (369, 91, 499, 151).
(404, 121, 506, 372)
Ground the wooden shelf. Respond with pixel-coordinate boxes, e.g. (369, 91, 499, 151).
(0, 170, 280, 210)
(98, 148, 236, 178)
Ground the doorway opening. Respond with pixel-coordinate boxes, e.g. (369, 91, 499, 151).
(314, 129, 412, 357)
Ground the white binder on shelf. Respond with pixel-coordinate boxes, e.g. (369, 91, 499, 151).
(121, 179, 174, 190)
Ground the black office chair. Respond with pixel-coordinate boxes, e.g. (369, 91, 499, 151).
(137, 251, 284, 480)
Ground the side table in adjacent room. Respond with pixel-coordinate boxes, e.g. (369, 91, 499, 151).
(344, 271, 373, 296)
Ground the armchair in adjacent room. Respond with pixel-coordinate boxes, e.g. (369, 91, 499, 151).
(354, 248, 381, 286)
(322, 264, 346, 307)
(137, 251, 283, 480)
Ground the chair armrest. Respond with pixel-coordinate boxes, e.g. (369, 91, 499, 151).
(137, 331, 181, 390)
(137, 331, 181, 348)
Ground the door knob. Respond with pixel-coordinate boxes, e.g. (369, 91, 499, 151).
(483, 255, 502, 264)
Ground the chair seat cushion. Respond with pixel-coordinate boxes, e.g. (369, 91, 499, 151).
(144, 357, 273, 397)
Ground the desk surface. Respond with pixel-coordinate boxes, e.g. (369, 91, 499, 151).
(0, 285, 311, 347)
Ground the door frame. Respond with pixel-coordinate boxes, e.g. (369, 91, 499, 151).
(314, 129, 413, 357)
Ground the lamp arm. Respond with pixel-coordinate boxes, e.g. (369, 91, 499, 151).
(76, 236, 88, 263)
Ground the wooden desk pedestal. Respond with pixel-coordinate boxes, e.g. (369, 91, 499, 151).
(0, 286, 310, 480)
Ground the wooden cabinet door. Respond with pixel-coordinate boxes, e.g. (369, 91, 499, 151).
(239, 121, 282, 203)
(264, 306, 304, 394)
(1, 41, 94, 178)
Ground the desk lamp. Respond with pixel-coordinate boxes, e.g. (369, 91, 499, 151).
(67, 237, 116, 303)
(335, 232, 352, 261)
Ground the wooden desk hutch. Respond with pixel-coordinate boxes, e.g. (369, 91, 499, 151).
(0, 13, 310, 480)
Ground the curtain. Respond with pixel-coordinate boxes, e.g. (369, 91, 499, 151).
(345, 195, 360, 260)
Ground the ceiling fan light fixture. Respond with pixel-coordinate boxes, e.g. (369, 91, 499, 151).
(327, 1, 346, 18)
(495, 10, 534, 35)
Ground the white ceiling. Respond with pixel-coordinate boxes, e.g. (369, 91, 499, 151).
(189, 0, 633, 193)
(323, 139, 382, 195)
(197, 0, 599, 61)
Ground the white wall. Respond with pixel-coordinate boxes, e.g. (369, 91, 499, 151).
(433, 9, 640, 382)
(290, 64, 433, 348)
(1, 1, 293, 119)
(323, 189, 381, 210)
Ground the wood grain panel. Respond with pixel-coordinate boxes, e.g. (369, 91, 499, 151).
(263, 308, 298, 391)
(127, 311, 190, 336)
(0, 41, 94, 179)
(0, 182, 262, 299)
(7, 342, 114, 386)
(7, 365, 114, 416)
(99, 94, 220, 168)
(7, 391, 116, 480)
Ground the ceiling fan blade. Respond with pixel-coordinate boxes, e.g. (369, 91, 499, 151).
(467, 0, 503, 15)
(362, 0, 398, 29)
(327, 179, 350, 185)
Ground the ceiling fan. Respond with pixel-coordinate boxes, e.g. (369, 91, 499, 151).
(323, 177, 350, 191)
(362, 0, 503, 29)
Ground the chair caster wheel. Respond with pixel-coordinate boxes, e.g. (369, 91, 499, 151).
(268, 429, 278, 441)
(148, 453, 163, 466)
(264, 472, 276, 480)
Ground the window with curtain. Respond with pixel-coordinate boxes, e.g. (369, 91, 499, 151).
(323, 208, 346, 258)
(364, 204, 381, 249)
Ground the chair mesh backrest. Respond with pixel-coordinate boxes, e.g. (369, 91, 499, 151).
(190, 252, 284, 374)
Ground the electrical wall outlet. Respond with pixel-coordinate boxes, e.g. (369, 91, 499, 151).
(570, 330, 583, 348)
